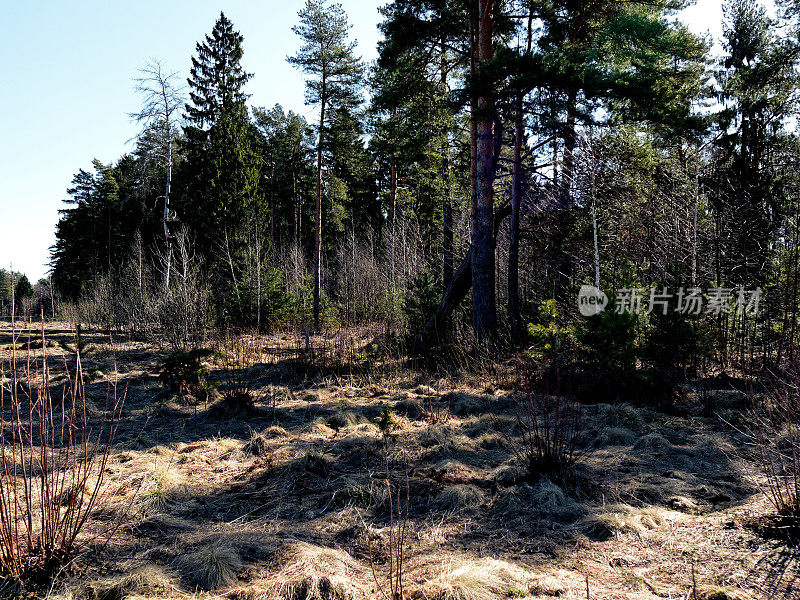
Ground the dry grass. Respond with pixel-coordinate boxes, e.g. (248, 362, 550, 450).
(264, 541, 371, 600)
(574, 504, 676, 540)
(73, 563, 177, 599)
(0, 323, 784, 600)
(175, 544, 243, 591)
(422, 558, 535, 600)
(696, 585, 756, 600)
(436, 485, 485, 511)
(598, 426, 637, 447)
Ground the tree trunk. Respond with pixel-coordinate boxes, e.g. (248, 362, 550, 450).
(441, 39, 453, 292)
(471, 0, 499, 341)
(419, 202, 511, 347)
(162, 136, 173, 294)
(314, 88, 326, 329)
(509, 94, 524, 343)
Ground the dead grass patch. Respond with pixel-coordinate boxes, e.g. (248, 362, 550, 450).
(264, 541, 371, 600)
(633, 432, 672, 452)
(696, 585, 755, 600)
(574, 504, 675, 540)
(423, 557, 534, 600)
(73, 562, 177, 600)
(436, 485, 485, 511)
(175, 544, 243, 590)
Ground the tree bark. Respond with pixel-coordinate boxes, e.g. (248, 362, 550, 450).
(471, 0, 500, 341)
(419, 202, 511, 347)
(314, 84, 326, 329)
(509, 94, 524, 344)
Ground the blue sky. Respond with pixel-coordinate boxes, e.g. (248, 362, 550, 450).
(0, 0, 722, 282)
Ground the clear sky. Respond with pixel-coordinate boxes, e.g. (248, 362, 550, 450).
(0, 0, 723, 282)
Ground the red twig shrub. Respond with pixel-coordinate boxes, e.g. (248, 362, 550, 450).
(0, 318, 123, 583)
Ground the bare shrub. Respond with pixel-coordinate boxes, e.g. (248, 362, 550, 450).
(367, 477, 410, 600)
(160, 227, 214, 351)
(747, 372, 800, 526)
(513, 392, 586, 482)
(0, 318, 123, 585)
(213, 332, 262, 413)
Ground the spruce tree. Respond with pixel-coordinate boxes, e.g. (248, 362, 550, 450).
(179, 12, 259, 321)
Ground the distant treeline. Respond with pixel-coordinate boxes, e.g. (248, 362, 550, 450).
(45, 0, 800, 370)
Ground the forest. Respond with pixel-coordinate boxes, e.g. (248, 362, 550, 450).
(2, 0, 800, 598)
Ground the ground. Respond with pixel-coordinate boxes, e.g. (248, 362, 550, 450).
(0, 321, 797, 600)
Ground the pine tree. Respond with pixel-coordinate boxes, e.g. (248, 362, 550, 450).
(288, 0, 364, 327)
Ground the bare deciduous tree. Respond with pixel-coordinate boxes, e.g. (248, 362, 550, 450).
(131, 58, 184, 295)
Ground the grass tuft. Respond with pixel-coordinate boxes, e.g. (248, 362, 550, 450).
(175, 545, 242, 591)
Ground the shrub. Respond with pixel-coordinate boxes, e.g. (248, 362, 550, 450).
(577, 309, 638, 375)
(0, 321, 123, 585)
(747, 373, 800, 527)
(527, 300, 575, 364)
(403, 272, 439, 336)
(642, 308, 704, 374)
(214, 334, 262, 413)
(158, 348, 219, 402)
(514, 392, 585, 483)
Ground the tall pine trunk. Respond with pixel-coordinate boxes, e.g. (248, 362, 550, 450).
(509, 94, 524, 343)
(471, 0, 499, 341)
(314, 87, 326, 329)
(441, 40, 453, 292)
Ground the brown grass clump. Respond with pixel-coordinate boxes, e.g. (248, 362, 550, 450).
(413, 384, 436, 396)
(597, 403, 642, 429)
(423, 558, 534, 600)
(436, 485, 485, 511)
(444, 391, 494, 417)
(328, 410, 360, 430)
(598, 426, 636, 447)
(337, 476, 389, 509)
(244, 426, 289, 456)
(266, 541, 371, 600)
(138, 482, 193, 516)
(696, 586, 755, 600)
(419, 425, 471, 454)
(495, 479, 582, 521)
(529, 573, 567, 596)
(529, 479, 582, 518)
(633, 432, 672, 452)
(574, 504, 672, 540)
(74, 563, 176, 599)
(175, 544, 243, 590)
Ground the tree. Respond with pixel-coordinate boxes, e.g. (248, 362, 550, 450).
(252, 104, 316, 247)
(179, 12, 259, 322)
(131, 59, 184, 295)
(14, 275, 34, 315)
(288, 0, 364, 327)
(470, 0, 503, 341)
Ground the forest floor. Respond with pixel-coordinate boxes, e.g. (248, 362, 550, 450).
(0, 321, 797, 600)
